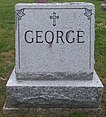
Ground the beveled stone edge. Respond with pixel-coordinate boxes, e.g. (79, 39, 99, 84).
(7, 68, 103, 87)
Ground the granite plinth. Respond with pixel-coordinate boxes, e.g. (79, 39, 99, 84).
(4, 68, 103, 109)
(3, 105, 102, 116)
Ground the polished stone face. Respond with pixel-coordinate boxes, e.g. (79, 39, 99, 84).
(15, 3, 95, 80)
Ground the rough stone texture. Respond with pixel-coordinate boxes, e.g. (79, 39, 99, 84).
(3, 105, 102, 116)
(15, 2, 95, 80)
(5, 68, 103, 108)
(101, 4, 106, 11)
(16, 72, 93, 80)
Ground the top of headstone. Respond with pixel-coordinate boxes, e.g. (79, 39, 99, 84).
(16, 2, 94, 9)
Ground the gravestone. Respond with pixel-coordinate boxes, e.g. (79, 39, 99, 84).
(16, 3, 94, 80)
(3, 2, 103, 115)
(101, 0, 106, 11)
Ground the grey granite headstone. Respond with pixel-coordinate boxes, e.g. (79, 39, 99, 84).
(101, 0, 106, 11)
(101, 4, 106, 11)
(15, 3, 95, 80)
(4, 2, 103, 115)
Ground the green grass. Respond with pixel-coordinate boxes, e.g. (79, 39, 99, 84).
(0, 0, 106, 117)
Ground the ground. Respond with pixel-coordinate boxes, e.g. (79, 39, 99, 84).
(0, 0, 106, 117)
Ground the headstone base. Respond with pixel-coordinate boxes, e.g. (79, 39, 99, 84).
(101, 4, 106, 11)
(3, 104, 102, 116)
(3, 68, 103, 114)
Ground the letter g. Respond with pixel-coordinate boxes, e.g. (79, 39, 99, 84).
(25, 30, 34, 43)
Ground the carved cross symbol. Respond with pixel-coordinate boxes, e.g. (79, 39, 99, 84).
(50, 12, 59, 26)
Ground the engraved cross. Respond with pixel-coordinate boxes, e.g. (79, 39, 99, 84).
(50, 12, 59, 26)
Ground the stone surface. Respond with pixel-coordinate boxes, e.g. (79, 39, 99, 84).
(101, 4, 106, 11)
(15, 3, 95, 80)
(5, 68, 103, 108)
(3, 2, 103, 115)
(16, 72, 93, 80)
(3, 105, 102, 116)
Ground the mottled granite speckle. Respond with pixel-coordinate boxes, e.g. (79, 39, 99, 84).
(6, 69, 103, 108)
(15, 2, 95, 80)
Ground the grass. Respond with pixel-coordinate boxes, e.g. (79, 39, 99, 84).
(0, 0, 106, 117)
